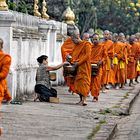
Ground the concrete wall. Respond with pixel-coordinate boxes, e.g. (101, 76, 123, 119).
(0, 10, 67, 100)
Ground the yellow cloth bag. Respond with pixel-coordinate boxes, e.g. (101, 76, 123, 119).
(126, 58, 128, 64)
(113, 57, 118, 65)
(136, 60, 140, 71)
(120, 61, 125, 69)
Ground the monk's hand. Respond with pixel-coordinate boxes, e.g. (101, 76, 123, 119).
(97, 60, 102, 66)
(66, 54, 72, 63)
(114, 54, 117, 57)
(111, 63, 114, 68)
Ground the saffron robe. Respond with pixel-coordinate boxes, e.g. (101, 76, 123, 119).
(71, 41, 91, 97)
(90, 43, 106, 97)
(127, 42, 139, 80)
(101, 40, 114, 85)
(113, 41, 126, 84)
(0, 50, 12, 102)
(61, 37, 75, 92)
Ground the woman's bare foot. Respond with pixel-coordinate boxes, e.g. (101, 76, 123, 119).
(34, 93, 39, 102)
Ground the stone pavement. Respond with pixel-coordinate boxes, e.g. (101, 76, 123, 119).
(112, 93, 140, 140)
(0, 82, 140, 140)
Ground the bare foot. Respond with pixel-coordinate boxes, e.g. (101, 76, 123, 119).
(76, 100, 82, 105)
(34, 93, 39, 102)
(92, 97, 98, 102)
(102, 89, 107, 93)
(82, 102, 87, 106)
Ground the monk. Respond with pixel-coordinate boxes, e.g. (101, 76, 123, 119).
(118, 33, 132, 85)
(61, 37, 75, 93)
(101, 30, 114, 92)
(90, 34, 106, 102)
(112, 34, 126, 88)
(127, 36, 139, 86)
(71, 30, 92, 106)
(112, 33, 120, 88)
(0, 38, 12, 135)
(135, 33, 140, 83)
(82, 32, 90, 41)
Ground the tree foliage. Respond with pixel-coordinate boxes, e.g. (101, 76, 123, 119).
(7, 0, 140, 35)
(69, 0, 140, 35)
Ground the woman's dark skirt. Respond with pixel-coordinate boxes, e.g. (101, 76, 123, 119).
(35, 84, 57, 102)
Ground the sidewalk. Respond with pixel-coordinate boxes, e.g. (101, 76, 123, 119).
(0, 83, 140, 140)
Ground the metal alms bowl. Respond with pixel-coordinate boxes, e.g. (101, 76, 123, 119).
(64, 65, 75, 73)
(63, 64, 77, 77)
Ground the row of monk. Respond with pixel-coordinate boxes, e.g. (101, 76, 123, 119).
(61, 30, 140, 105)
(0, 29, 140, 134)
(1, 29, 140, 107)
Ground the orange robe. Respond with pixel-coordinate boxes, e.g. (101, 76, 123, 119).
(101, 40, 114, 85)
(0, 50, 12, 103)
(124, 42, 131, 80)
(90, 43, 106, 97)
(71, 41, 91, 97)
(135, 41, 140, 76)
(61, 37, 75, 62)
(117, 42, 126, 84)
(112, 41, 123, 84)
(127, 42, 139, 80)
(61, 37, 75, 92)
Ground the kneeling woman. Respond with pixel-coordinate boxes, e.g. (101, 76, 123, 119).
(35, 55, 68, 102)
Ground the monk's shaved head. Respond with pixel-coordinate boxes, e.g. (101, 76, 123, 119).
(113, 33, 118, 37)
(104, 30, 110, 34)
(91, 33, 99, 45)
(71, 30, 80, 37)
(135, 32, 140, 39)
(71, 29, 81, 44)
(119, 33, 125, 37)
(129, 35, 136, 44)
(103, 30, 110, 40)
(82, 32, 90, 41)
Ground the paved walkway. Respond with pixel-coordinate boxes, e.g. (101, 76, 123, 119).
(112, 94, 140, 140)
(0, 83, 140, 140)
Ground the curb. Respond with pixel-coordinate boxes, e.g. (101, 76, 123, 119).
(127, 85, 140, 113)
(93, 121, 117, 140)
(118, 85, 140, 115)
(93, 84, 140, 140)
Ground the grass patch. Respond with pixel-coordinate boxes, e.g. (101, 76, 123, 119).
(112, 105, 120, 108)
(99, 108, 112, 115)
(87, 119, 106, 139)
(123, 92, 129, 99)
(99, 120, 106, 124)
(87, 125, 101, 139)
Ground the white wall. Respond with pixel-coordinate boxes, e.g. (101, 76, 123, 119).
(0, 10, 67, 99)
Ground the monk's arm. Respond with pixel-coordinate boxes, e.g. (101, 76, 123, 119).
(101, 46, 107, 62)
(0, 55, 11, 80)
(77, 43, 91, 66)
